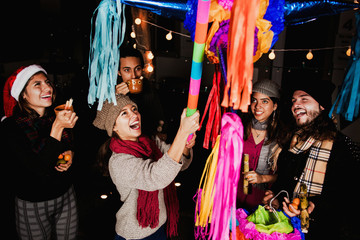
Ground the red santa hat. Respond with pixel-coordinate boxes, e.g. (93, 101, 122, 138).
(3, 64, 47, 118)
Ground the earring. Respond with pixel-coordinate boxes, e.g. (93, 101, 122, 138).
(272, 110, 276, 121)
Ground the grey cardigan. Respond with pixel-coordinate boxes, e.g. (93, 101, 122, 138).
(109, 138, 192, 239)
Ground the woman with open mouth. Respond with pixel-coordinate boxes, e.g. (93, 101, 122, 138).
(1, 64, 79, 239)
(93, 94, 200, 240)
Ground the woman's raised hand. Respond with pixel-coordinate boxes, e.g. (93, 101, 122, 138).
(167, 109, 200, 163)
(179, 108, 200, 136)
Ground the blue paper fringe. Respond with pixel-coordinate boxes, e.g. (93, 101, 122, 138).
(88, 0, 126, 110)
(329, 12, 360, 121)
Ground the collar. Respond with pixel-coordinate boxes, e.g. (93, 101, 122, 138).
(251, 118, 268, 131)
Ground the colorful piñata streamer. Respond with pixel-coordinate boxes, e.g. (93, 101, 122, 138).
(199, 65, 222, 149)
(194, 135, 221, 239)
(194, 113, 244, 240)
(187, 0, 211, 118)
(88, 0, 126, 110)
(210, 113, 243, 240)
(221, 0, 260, 112)
(329, 11, 360, 121)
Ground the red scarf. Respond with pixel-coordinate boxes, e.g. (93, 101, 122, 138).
(109, 135, 179, 237)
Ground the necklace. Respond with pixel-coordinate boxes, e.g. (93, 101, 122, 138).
(252, 128, 265, 138)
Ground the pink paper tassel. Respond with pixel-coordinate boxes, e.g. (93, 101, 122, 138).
(210, 113, 244, 240)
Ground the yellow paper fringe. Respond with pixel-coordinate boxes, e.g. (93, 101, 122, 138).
(195, 135, 221, 227)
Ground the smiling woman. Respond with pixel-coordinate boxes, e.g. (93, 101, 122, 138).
(1, 64, 79, 239)
(93, 94, 200, 239)
(18, 72, 55, 117)
(113, 104, 141, 141)
(237, 79, 285, 210)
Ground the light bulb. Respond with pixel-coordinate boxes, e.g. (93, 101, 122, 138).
(268, 50, 275, 60)
(147, 64, 154, 72)
(130, 31, 136, 38)
(166, 31, 172, 40)
(134, 18, 141, 25)
(306, 50, 313, 60)
(147, 51, 154, 60)
(133, 43, 136, 49)
(346, 47, 351, 56)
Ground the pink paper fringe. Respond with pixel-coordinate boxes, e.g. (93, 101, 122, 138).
(209, 113, 244, 240)
(236, 209, 302, 240)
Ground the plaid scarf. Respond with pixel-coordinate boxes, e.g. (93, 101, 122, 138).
(15, 113, 73, 153)
(289, 130, 334, 196)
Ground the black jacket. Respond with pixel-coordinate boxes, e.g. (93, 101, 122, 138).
(272, 132, 360, 239)
(1, 115, 74, 202)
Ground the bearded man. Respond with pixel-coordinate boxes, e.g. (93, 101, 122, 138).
(264, 76, 360, 239)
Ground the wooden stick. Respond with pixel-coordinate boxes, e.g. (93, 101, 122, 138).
(243, 154, 249, 195)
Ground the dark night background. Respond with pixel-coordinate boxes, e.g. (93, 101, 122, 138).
(1, 0, 358, 239)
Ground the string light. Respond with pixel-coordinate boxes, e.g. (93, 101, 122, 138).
(306, 50, 313, 60)
(134, 18, 141, 25)
(268, 46, 351, 60)
(146, 51, 154, 60)
(146, 64, 154, 73)
(346, 46, 352, 56)
(268, 50, 276, 60)
(133, 18, 190, 40)
(133, 17, 351, 59)
(166, 31, 173, 41)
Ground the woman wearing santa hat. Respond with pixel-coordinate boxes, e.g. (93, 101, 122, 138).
(1, 65, 79, 239)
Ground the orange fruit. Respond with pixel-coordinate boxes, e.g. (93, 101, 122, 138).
(64, 154, 71, 161)
(289, 203, 298, 213)
(58, 154, 64, 159)
(292, 198, 300, 206)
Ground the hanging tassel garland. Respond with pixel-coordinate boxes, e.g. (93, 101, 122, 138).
(210, 113, 244, 240)
(194, 136, 221, 239)
(194, 113, 244, 240)
(88, 0, 126, 110)
(199, 65, 222, 149)
(222, 0, 260, 112)
(329, 11, 360, 121)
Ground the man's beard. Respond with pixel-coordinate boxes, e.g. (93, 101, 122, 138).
(296, 109, 321, 127)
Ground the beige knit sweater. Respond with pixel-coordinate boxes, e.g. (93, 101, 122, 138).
(109, 139, 192, 239)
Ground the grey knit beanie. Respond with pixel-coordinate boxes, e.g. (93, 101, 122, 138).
(93, 94, 137, 137)
(252, 79, 280, 99)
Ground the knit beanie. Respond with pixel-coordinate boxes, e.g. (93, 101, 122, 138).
(252, 79, 280, 99)
(289, 71, 335, 111)
(93, 94, 137, 136)
(3, 64, 47, 118)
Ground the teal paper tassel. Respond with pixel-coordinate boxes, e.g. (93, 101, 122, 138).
(88, 0, 126, 110)
(329, 12, 360, 121)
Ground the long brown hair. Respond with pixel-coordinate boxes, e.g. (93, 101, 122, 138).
(96, 132, 120, 176)
(16, 72, 56, 118)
